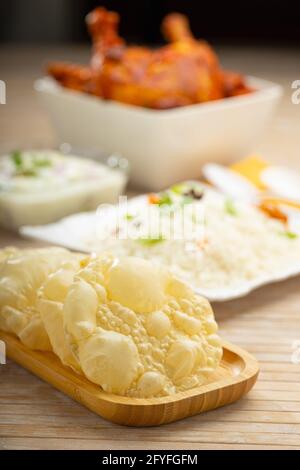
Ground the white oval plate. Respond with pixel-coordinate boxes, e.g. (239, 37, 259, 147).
(20, 188, 300, 302)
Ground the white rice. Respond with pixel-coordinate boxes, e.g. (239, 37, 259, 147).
(86, 185, 300, 299)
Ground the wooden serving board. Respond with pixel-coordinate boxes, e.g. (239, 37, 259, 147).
(0, 331, 259, 427)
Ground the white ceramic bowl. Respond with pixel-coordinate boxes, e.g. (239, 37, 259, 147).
(35, 76, 282, 191)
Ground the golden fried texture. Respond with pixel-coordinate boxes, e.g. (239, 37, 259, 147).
(47, 7, 252, 109)
(0, 248, 222, 397)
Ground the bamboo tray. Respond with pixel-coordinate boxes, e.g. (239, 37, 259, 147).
(0, 331, 259, 426)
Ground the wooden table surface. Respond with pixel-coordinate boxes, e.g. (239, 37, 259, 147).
(0, 46, 300, 450)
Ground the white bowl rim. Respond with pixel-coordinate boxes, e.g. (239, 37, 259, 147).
(35, 75, 283, 118)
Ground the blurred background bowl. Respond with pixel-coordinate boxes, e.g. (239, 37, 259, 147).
(35, 76, 282, 191)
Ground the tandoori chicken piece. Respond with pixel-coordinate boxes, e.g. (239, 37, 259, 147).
(47, 63, 92, 93)
(47, 7, 252, 109)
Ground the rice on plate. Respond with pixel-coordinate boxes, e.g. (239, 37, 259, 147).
(22, 182, 300, 300)
(82, 182, 300, 300)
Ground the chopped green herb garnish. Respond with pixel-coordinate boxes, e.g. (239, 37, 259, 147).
(11, 150, 23, 167)
(170, 183, 186, 195)
(137, 234, 165, 246)
(124, 213, 135, 221)
(225, 199, 238, 216)
(157, 192, 173, 207)
(10, 151, 51, 177)
(34, 156, 51, 167)
(281, 231, 298, 239)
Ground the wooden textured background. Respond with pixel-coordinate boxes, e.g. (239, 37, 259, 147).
(0, 46, 300, 450)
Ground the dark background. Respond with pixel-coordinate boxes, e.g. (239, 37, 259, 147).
(1, 0, 300, 45)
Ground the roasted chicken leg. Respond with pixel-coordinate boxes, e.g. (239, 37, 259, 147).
(48, 7, 252, 109)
